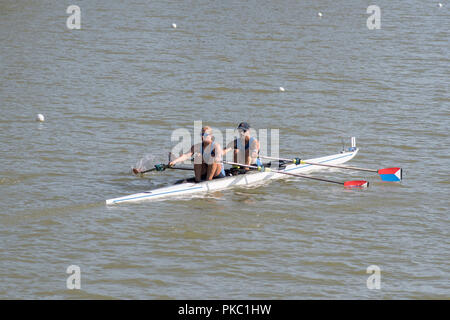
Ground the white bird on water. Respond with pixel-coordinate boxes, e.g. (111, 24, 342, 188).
(172, 23, 177, 29)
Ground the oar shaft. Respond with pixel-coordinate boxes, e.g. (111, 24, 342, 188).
(300, 160, 378, 173)
(134, 164, 193, 174)
(259, 155, 378, 173)
(223, 161, 344, 185)
(259, 155, 293, 162)
(274, 169, 344, 185)
(168, 166, 194, 171)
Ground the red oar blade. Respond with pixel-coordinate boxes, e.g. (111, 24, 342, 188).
(344, 180, 369, 188)
(378, 167, 402, 182)
(132, 168, 140, 175)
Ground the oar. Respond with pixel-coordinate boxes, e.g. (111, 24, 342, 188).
(223, 161, 369, 188)
(132, 164, 193, 175)
(259, 155, 402, 182)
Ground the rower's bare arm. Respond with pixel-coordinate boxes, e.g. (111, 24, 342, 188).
(250, 139, 260, 158)
(214, 144, 224, 163)
(222, 140, 234, 155)
(169, 146, 194, 166)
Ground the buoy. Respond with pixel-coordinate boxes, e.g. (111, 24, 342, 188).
(438, 3, 443, 8)
(172, 23, 177, 29)
(279, 87, 285, 92)
(36, 114, 45, 122)
(318, 12, 323, 17)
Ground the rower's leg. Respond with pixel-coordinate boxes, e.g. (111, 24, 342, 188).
(235, 149, 247, 165)
(194, 153, 204, 182)
(206, 163, 221, 180)
(244, 150, 251, 170)
(195, 164, 208, 182)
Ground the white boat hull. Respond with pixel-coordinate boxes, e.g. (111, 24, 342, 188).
(106, 148, 359, 205)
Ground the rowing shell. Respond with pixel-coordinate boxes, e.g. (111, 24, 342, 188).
(106, 148, 359, 205)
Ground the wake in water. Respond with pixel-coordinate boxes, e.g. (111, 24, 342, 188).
(132, 153, 178, 174)
(133, 154, 158, 173)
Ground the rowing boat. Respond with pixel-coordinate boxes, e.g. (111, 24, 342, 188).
(105, 147, 359, 205)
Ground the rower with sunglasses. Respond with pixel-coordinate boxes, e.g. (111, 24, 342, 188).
(169, 126, 226, 182)
(223, 122, 262, 170)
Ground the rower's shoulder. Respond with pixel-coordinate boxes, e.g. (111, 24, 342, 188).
(250, 137, 260, 145)
(214, 141, 223, 148)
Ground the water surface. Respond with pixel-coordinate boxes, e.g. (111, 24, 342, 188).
(0, 0, 448, 299)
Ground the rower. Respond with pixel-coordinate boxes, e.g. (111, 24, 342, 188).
(169, 126, 226, 182)
(223, 122, 262, 170)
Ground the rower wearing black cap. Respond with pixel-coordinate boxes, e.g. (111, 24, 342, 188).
(223, 122, 262, 169)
